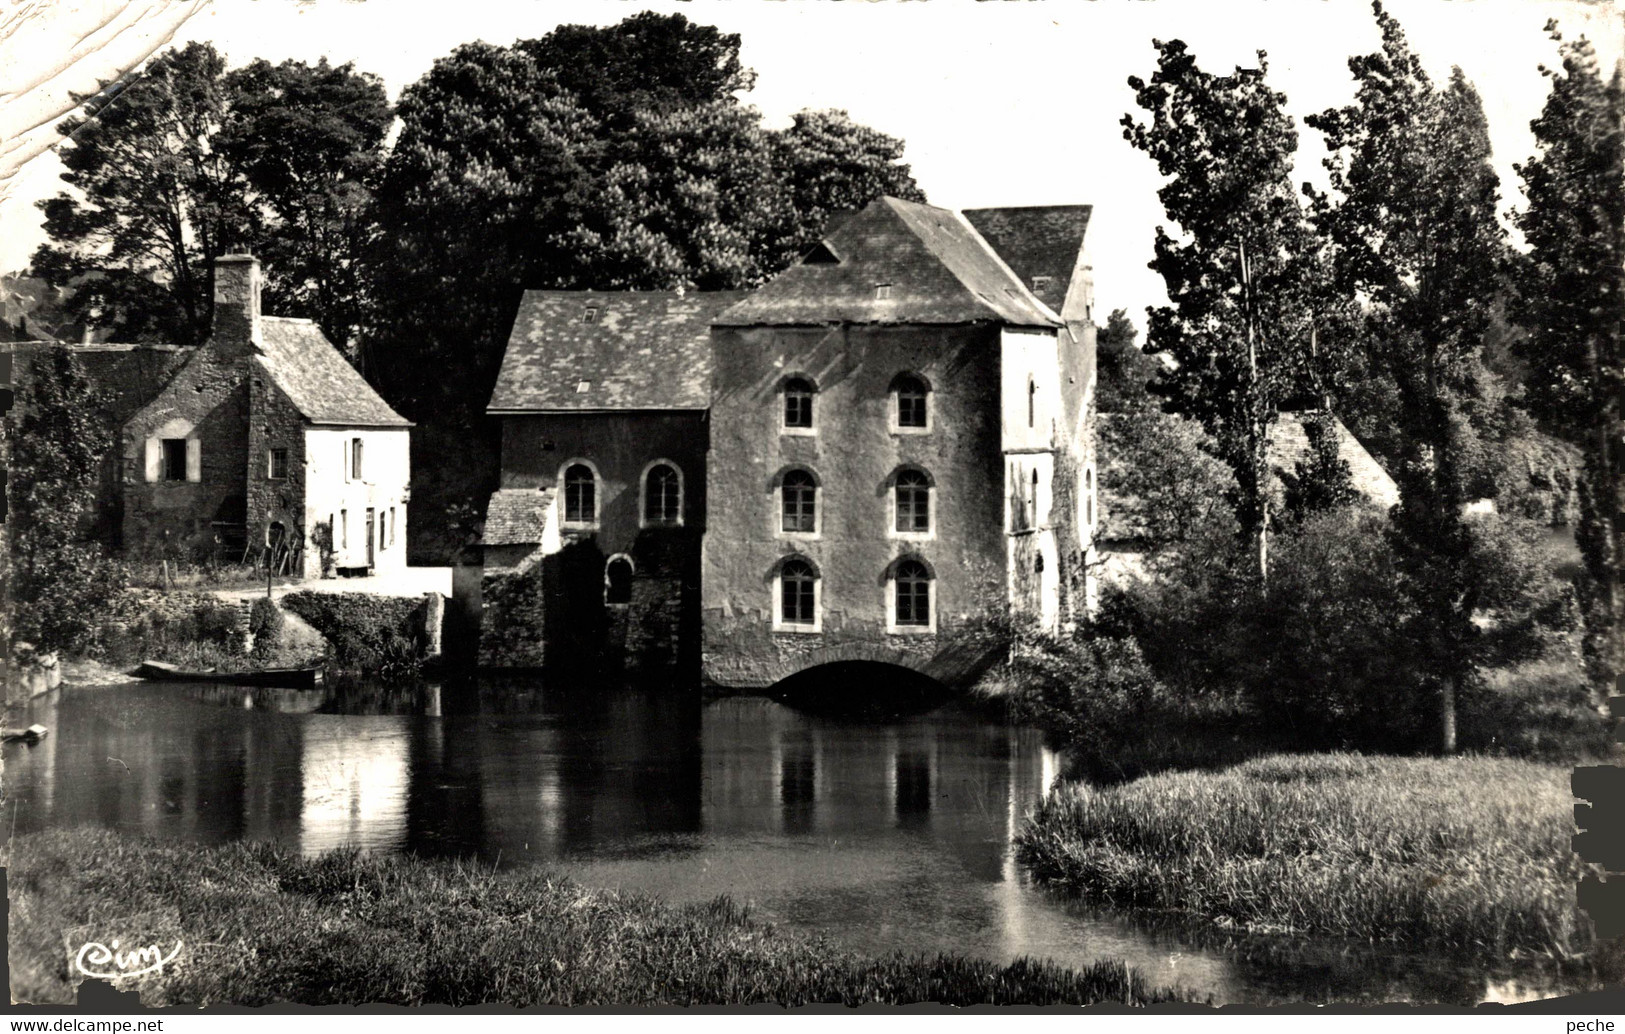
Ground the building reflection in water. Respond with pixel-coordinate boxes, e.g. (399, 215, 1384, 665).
(298, 719, 411, 856)
(3, 677, 1567, 1005)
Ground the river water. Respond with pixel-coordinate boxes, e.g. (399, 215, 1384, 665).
(1, 677, 1591, 1005)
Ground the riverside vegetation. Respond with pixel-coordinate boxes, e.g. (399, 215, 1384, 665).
(1016, 754, 1599, 961)
(8, 829, 1195, 1007)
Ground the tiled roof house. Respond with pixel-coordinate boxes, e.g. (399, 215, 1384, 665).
(121, 254, 411, 579)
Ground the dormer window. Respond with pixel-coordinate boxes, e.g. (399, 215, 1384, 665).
(583, 306, 598, 324)
(802, 241, 841, 265)
(874, 283, 892, 300)
(1031, 275, 1053, 293)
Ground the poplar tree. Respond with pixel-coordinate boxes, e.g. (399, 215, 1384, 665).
(1123, 40, 1334, 584)
(1307, 3, 1511, 752)
(1512, 23, 1625, 695)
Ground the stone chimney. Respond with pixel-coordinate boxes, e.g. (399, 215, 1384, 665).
(212, 253, 262, 354)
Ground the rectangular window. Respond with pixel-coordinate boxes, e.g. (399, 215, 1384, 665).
(341, 509, 348, 549)
(897, 583, 930, 626)
(389, 507, 396, 546)
(351, 438, 364, 481)
(160, 439, 187, 482)
(267, 447, 288, 480)
(782, 578, 815, 625)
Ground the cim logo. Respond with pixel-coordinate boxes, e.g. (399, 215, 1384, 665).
(73, 938, 183, 980)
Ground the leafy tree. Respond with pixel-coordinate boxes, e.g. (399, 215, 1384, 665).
(1278, 412, 1359, 524)
(1123, 39, 1339, 584)
(1099, 411, 1237, 551)
(769, 108, 927, 262)
(33, 43, 390, 350)
(364, 42, 597, 414)
(1094, 308, 1162, 414)
(1511, 23, 1625, 692)
(559, 102, 791, 292)
(33, 43, 246, 346)
(220, 57, 391, 354)
(1307, 3, 1514, 751)
(521, 11, 755, 126)
(7, 349, 123, 652)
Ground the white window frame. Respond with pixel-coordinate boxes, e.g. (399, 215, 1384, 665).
(775, 467, 822, 541)
(639, 459, 685, 528)
(886, 558, 937, 635)
(145, 417, 199, 483)
(780, 375, 818, 436)
(773, 556, 823, 633)
(888, 467, 936, 542)
(267, 447, 289, 481)
(889, 373, 932, 435)
(604, 553, 635, 607)
(558, 458, 601, 530)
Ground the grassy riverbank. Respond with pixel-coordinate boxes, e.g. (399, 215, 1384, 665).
(1017, 754, 1598, 960)
(9, 829, 1194, 1007)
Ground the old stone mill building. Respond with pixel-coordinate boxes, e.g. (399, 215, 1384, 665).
(474, 197, 1101, 689)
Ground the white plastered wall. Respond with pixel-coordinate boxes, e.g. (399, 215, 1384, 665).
(304, 426, 412, 573)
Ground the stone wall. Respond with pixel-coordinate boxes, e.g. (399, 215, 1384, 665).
(702, 323, 1011, 689)
(481, 411, 706, 672)
(247, 365, 310, 573)
(280, 589, 443, 663)
(122, 368, 251, 560)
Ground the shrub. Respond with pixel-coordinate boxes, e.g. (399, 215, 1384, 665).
(281, 591, 424, 674)
(1106, 505, 1592, 755)
(1001, 626, 1170, 741)
(249, 596, 286, 656)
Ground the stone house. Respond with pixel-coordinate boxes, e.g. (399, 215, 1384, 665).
(121, 254, 412, 578)
(479, 290, 745, 671)
(477, 197, 1098, 688)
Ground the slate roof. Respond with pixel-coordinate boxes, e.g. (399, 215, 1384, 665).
(490, 291, 746, 412)
(961, 206, 1091, 315)
(716, 197, 1062, 328)
(483, 487, 555, 545)
(255, 317, 411, 427)
(1270, 411, 1400, 509)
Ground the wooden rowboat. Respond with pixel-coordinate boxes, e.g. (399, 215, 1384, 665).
(131, 660, 323, 689)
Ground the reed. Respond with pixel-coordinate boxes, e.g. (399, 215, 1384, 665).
(9, 829, 1196, 1007)
(1017, 753, 1596, 959)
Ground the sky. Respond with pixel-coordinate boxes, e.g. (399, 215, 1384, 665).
(1, 0, 1621, 329)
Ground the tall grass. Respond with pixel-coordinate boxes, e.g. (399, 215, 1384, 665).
(9, 830, 1195, 1007)
(1017, 754, 1596, 960)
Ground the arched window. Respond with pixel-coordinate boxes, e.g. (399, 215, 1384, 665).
(644, 463, 681, 525)
(1032, 468, 1040, 521)
(1028, 376, 1037, 428)
(783, 377, 815, 430)
(780, 558, 818, 627)
(781, 469, 817, 534)
(605, 556, 633, 605)
(894, 374, 928, 430)
(895, 470, 930, 533)
(563, 463, 596, 524)
(894, 560, 932, 629)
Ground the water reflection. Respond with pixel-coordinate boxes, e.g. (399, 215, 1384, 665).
(2, 677, 1595, 1006)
